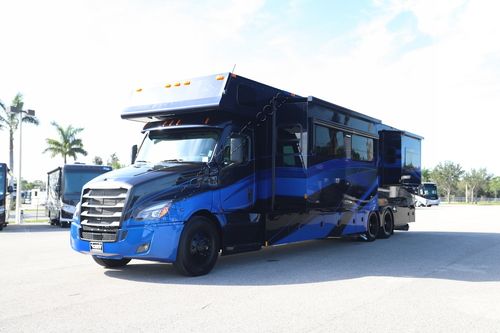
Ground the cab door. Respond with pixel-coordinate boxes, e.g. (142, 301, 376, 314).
(218, 130, 260, 247)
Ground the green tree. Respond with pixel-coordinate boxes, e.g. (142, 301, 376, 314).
(0, 93, 40, 174)
(463, 168, 491, 203)
(43, 122, 88, 164)
(93, 156, 103, 165)
(107, 153, 123, 169)
(31, 180, 46, 191)
(489, 176, 500, 198)
(431, 161, 464, 203)
(21, 179, 33, 190)
(421, 167, 432, 182)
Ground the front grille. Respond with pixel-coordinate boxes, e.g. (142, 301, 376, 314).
(81, 225, 120, 242)
(80, 187, 128, 242)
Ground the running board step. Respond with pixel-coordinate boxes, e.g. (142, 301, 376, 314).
(222, 243, 261, 255)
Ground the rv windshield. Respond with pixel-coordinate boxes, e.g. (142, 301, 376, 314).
(137, 129, 219, 165)
(420, 183, 438, 200)
(422, 184, 437, 195)
(63, 170, 109, 197)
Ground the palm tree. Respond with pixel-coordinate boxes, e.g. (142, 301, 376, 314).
(44, 122, 88, 164)
(0, 93, 40, 174)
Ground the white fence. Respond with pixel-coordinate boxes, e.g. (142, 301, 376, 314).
(445, 197, 500, 203)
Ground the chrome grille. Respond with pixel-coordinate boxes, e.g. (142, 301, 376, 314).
(80, 186, 128, 243)
(81, 225, 120, 242)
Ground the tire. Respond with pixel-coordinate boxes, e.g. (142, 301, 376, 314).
(92, 256, 131, 268)
(174, 216, 220, 276)
(377, 209, 394, 239)
(362, 212, 379, 242)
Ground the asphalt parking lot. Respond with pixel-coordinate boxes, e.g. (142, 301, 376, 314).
(1, 205, 500, 332)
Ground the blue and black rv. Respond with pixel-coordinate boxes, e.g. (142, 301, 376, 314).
(0, 163, 9, 230)
(70, 73, 422, 276)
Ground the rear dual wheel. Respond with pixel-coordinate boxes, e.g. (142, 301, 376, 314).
(377, 209, 394, 239)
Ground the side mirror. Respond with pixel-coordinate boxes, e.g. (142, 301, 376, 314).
(230, 138, 244, 164)
(7, 185, 14, 193)
(131, 144, 138, 164)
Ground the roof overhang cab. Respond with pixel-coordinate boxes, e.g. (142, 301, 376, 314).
(121, 73, 230, 121)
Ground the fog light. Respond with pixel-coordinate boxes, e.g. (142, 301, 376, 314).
(136, 243, 150, 253)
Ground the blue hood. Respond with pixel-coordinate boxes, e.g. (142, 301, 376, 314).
(88, 163, 211, 217)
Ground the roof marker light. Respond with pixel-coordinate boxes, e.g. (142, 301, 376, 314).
(174, 82, 181, 87)
(216, 75, 224, 80)
(136, 88, 143, 93)
(165, 84, 172, 88)
(183, 81, 191, 85)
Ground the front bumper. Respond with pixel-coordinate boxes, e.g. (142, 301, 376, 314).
(426, 199, 440, 206)
(70, 221, 184, 263)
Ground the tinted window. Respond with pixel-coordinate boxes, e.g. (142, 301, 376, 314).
(64, 169, 110, 196)
(314, 125, 345, 160)
(423, 184, 437, 195)
(277, 125, 303, 167)
(403, 136, 421, 170)
(351, 135, 374, 161)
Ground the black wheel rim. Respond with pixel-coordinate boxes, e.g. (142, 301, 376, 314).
(384, 213, 392, 232)
(369, 215, 378, 236)
(189, 231, 212, 265)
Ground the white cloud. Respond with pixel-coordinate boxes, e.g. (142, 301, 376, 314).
(1, 0, 500, 181)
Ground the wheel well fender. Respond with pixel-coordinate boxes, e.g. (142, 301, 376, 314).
(189, 210, 223, 249)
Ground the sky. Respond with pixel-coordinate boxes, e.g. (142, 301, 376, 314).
(1, 0, 500, 181)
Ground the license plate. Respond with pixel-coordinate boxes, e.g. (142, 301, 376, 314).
(90, 242, 103, 253)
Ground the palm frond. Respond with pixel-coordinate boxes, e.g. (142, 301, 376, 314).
(71, 147, 88, 156)
(44, 122, 87, 161)
(22, 115, 39, 125)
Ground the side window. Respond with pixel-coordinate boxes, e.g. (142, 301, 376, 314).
(223, 133, 250, 166)
(314, 124, 346, 162)
(351, 134, 374, 162)
(277, 125, 303, 167)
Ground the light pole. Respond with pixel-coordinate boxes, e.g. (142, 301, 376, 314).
(9, 106, 35, 224)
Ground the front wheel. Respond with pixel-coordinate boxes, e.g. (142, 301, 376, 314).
(92, 256, 131, 268)
(174, 216, 220, 276)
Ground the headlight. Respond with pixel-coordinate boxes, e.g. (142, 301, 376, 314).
(62, 203, 76, 214)
(136, 201, 172, 221)
(73, 202, 81, 220)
